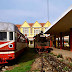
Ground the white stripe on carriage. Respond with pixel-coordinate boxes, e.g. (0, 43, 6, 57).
(0, 51, 15, 54)
(0, 41, 14, 48)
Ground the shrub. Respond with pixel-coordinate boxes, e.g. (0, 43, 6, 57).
(63, 66, 69, 71)
(57, 54, 63, 58)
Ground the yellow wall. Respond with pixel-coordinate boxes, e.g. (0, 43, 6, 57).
(43, 21, 51, 32)
(44, 21, 51, 27)
(20, 21, 30, 34)
(20, 21, 51, 45)
(20, 21, 51, 40)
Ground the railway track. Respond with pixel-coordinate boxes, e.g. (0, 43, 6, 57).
(40, 53, 57, 72)
(40, 53, 72, 72)
(45, 54, 72, 72)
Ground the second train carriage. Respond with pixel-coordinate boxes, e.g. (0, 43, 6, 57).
(0, 22, 28, 64)
(34, 31, 50, 53)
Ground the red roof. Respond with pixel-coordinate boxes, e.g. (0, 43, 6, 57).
(29, 23, 34, 27)
(16, 23, 46, 30)
(28, 23, 45, 27)
(16, 24, 21, 30)
(40, 23, 45, 27)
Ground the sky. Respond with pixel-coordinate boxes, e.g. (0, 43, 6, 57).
(0, 0, 72, 24)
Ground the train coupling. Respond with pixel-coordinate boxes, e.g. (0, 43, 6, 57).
(0, 58, 8, 64)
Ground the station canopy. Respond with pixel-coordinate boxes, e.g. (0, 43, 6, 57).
(44, 5, 72, 37)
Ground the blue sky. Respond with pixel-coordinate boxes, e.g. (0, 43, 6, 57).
(0, 0, 72, 24)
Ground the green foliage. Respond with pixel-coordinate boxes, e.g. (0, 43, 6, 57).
(68, 63, 72, 66)
(49, 52, 53, 55)
(60, 59, 63, 62)
(49, 52, 56, 56)
(63, 66, 69, 71)
(57, 54, 63, 58)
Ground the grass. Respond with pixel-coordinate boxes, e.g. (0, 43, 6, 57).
(5, 48, 38, 72)
(5, 60, 34, 72)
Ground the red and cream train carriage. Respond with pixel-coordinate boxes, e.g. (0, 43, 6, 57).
(0, 22, 27, 64)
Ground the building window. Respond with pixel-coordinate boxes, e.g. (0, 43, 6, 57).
(30, 27, 32, 34)
(34, 29, 40, 36)
(23, 28, 29, 36)
(45, 27, 48, 30)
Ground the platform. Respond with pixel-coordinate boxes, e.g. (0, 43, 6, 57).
(51, 47, 72, 59)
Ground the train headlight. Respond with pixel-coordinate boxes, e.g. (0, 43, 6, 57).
(9, 44, 13, 48)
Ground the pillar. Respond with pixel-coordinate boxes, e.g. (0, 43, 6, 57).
(56, 40, 58, 47)
(54, 36, 56, 48)
(50, 37, 52, 47)
(58, 37, 59, 47)
(29, 41, 30, 45)
(69, 34, 70, 48)
(70, 28, 72, 51)
(34, 38, 35, 48)
(60, 32, 63, 49)
(63, 36, 64, 48)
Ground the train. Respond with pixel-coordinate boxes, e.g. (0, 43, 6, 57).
(34, 31, 52, 53)
(0, 22, 28, 64)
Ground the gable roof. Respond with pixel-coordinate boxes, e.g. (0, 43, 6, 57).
(16, 21, 50, 30)
(32, 21, 42, 27)
(21, 21, 30, 27)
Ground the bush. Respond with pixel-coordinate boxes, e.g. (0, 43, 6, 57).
(63, 66, 69, 71)
(57, 54, 63, 58)
(68, 63, 72, 66)
(60, 59, 63, 62)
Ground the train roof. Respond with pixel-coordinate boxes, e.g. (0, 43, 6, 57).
(0, 22, 18, 32)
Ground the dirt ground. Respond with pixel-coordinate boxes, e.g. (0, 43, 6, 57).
(31, 57, 42, 72)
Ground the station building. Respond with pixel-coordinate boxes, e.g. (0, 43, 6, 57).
(16, 21, 51, 45)
(44, 5, 72, 51)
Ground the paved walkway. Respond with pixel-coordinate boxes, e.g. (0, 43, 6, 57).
(51, 47, 72, 59)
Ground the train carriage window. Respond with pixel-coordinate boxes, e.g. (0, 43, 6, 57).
(0, 32, 7, 40)
(9, 32, 13, 40)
